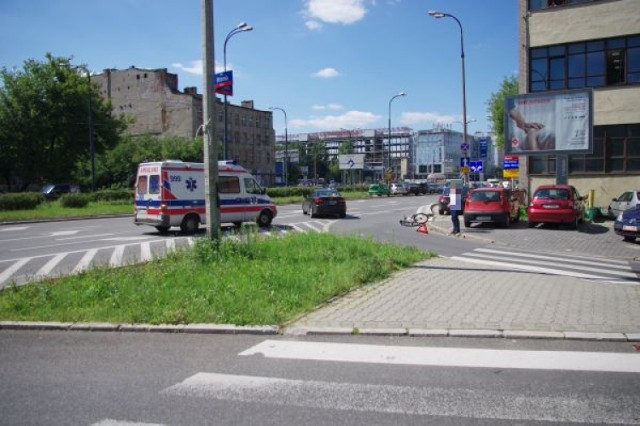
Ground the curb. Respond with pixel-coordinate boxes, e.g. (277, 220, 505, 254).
(0, 214, 133, 226)
(2, 321, 639, 342)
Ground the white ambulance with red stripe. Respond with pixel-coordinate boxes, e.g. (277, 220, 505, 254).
(134, 160, 277, 234)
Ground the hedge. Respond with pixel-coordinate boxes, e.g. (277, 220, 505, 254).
(60, 193, 90, 208)
(0, 192, 44, 211)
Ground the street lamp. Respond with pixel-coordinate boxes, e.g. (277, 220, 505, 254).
(223, 21, 253, 160)
(387, 92, 406, 176)
(269, 107, 288, 186)
(428, 10, 467, 166)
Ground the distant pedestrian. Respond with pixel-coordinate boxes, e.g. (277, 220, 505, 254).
(449, 182, 462, 235)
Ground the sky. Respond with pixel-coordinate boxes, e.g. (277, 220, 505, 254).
(0, 0, 519, 137)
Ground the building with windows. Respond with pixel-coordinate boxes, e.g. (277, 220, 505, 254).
(519, 0, 640, 201)
(93, 66, 275, 185)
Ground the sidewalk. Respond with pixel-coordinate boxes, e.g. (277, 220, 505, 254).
(284, 213, 640, 341)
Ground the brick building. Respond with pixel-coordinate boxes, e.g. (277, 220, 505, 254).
(93, 66, 275, 184)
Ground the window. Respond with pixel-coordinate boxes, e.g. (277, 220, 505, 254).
(529, 35, 640, 92)
(244, 178, 263, 195)
(219, 176, 240, 193)
(149, 175, 160, 194)
(137, 176, 148, 194)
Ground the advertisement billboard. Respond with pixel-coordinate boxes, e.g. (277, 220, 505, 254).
(338, 154, 365, 170)
(504, 89, 592, 155)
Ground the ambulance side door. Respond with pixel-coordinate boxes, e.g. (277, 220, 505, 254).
(218, 174, 244, 223)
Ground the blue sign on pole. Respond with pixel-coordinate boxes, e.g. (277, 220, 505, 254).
(215, 70, 233, 96)
(460, 157, 470, 167)
(479, 138, 488, 158)
(470, 161, 483, 173)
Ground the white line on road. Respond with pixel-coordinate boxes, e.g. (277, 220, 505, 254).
(0, 258, 29, 286)
(110, 245, 125, 267)
(240, 340, 640, 373)
(73, 249, 98, 273)
(34, 253, 67, 278)
(475, 248, 631, 267)
(162, 371, 638, 424)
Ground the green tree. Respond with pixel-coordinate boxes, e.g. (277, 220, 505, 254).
(486, 75, 519, 149)
(0, 54, 126, 190)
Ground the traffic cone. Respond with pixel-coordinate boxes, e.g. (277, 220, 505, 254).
(416, 223, 429, 234)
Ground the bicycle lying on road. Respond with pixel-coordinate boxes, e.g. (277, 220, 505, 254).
(399, 212, 432, 227)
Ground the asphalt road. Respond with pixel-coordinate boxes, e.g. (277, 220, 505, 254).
(1, 330, 639, 425)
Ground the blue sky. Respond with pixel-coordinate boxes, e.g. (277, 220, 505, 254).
(0, 0, 518, 137)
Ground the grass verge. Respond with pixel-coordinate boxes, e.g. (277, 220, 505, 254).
(0, 232, 435, 326)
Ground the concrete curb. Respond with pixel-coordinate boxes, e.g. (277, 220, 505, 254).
(2, 321, 639, 342)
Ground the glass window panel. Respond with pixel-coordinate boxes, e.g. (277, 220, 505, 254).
(609, 138, 625, 156)
(569, 157, 584, 172)
(608, 158, 624, 172)
(149, 175, 160, 194)
(592, 138, 604, 156)
(629, 73, 640, 83)
(586, 51, 604, 76)
(531, 81, 547, 92)
(628, 36, 640, 47)
(550, 57, 565, 79)
(530, 47, 547, 59)
(529, 157, 547, 174)
(528, 0, 545, 10)
(531, 58, 547, 81)
(549, 45, 565, 56)
(627, 158, 640, 171)
(606, 125, 629, 138)
(568, 43, 585, 54)
(586, 76, 605, 87)
(627, 137, 640, 156)
(628, 47, 640, 72)
(568, 53, 585, 77)
(568, 77, 585, 88)
(585, 158, 604, 172)
(587, 40, 605, 52)
(607, 49, 625, 84)
(607, 38, 625, 49)
(550, 79, 565, 90)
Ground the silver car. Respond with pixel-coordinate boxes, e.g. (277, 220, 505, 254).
(608, 190, 640, 218)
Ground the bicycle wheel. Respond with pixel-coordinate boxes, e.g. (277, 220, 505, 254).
(413, 213, 429, 224)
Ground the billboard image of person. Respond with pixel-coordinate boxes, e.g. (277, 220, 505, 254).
(504, 89, 593, 155)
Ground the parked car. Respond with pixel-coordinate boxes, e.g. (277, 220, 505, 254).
(423, 182, 441, 193)
(41, 183, 79, 200)
(405, 182, 426, 196)
(608, 190, 640, 218)
(390, 182, 410, 196)
(368, 183, 389, 196)
(463, 187, 518, 228)
(302, 188, 346, 218)
(527, 184, 585, 229)
(438, 186, 469, 215)
(613, 204, 640, 242)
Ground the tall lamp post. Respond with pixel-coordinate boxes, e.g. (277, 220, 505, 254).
(387, 92, 406, 178)
(428, 10, 467, 166)
(223, 21, 253, 160)
(269, 107, 288, 186)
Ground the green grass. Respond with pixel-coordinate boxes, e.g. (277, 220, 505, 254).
(0, 232, 435, 326)
(0, 200, 132, 222)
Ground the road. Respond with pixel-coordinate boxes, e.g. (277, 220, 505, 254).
(1, 330, 639, 425)
(0, 194, 482, 287)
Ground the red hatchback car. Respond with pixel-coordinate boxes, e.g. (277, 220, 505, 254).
(463, 187, 517, 228)
(527, 184, 585, 229)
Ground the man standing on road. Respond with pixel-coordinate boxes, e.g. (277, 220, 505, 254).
(449, 181, 462, 235)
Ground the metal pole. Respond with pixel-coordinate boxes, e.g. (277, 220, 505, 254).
(387, 92, 406, 184)
(202, 0, 220, 241)
(270, 107, 287, 186)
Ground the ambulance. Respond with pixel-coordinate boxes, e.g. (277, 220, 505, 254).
(134, 160, 277, 233)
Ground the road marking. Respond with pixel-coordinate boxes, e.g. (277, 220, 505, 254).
(34, 253, 67, 278)
(140, 242, 152, 262)
(50, 230, 80, 237)
(240, 340, 640, 373)
(162, 371, 638, 424)
(110, 245, 125, 267)
(0, 258, 29, 285)
(475, 248, 631, 267)
(73, 249, 98, 273)
(0, 226, 29, 232)
(92, 420, 166, 426)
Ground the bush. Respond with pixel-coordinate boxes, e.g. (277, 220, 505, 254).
(60, 193, 90, 208)
(90, 189, 133, 202)
(0, 192, 44, 211)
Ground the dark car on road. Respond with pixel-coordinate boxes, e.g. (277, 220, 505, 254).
(438, 186, 469, 215)
(41, 183, 79, 200)
(527, 184, 585, 229)
(463, 187, 517, 228)
(614, 204, 640, 242)
(302, 188, 347, 218)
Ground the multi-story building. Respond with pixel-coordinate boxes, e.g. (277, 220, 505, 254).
(93, 66, 275, 185)
(519, 0, 640, 202)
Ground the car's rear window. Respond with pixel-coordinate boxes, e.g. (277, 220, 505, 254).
(534, 189, 569, 200)
(470, 191, 501, 202)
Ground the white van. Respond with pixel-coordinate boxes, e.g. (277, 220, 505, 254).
(134, 160, 277, 233)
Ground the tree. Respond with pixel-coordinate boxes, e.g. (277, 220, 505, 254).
(0, 54, 126, 190)
(486, 75, 519, 149)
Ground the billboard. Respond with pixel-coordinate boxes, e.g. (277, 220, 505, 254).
(339, 154, 365, 170)
(504, 89, 592, 155)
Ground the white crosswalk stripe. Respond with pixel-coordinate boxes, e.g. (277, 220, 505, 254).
(450, 248, 639, 283)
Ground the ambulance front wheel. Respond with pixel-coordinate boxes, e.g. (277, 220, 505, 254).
(180, 214, 200, 234)
(256, 210, 273, 228)
(155, 226, 170, 235)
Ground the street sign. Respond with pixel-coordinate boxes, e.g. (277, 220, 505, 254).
(503, 155, 519, 178)
(470, 161, 483, 173)
(460, 166, 470, 174)
(460, 142, 470, 152)
(214, 71, 233, 96)
(460, 157, 470, 167)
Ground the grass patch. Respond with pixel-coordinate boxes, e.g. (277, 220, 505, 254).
(0, 200, 132, 222)
(0, 232, 434, 326)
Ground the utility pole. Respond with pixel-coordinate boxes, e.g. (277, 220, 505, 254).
(202, 0, 220, 240)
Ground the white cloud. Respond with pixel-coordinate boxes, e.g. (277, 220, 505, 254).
(312, 67, 340, 78)
(305, 20, 322, 30)
(400, 111, 458, 126)
(171, 60, 203, 76)
(291, 110, 382, 129)
(312, 103, 344, 110)
(303, 0, 370, 25)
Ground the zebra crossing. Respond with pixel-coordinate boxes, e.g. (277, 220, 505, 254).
(0, 220, 334, 288)
(450, 248, 640, 283)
